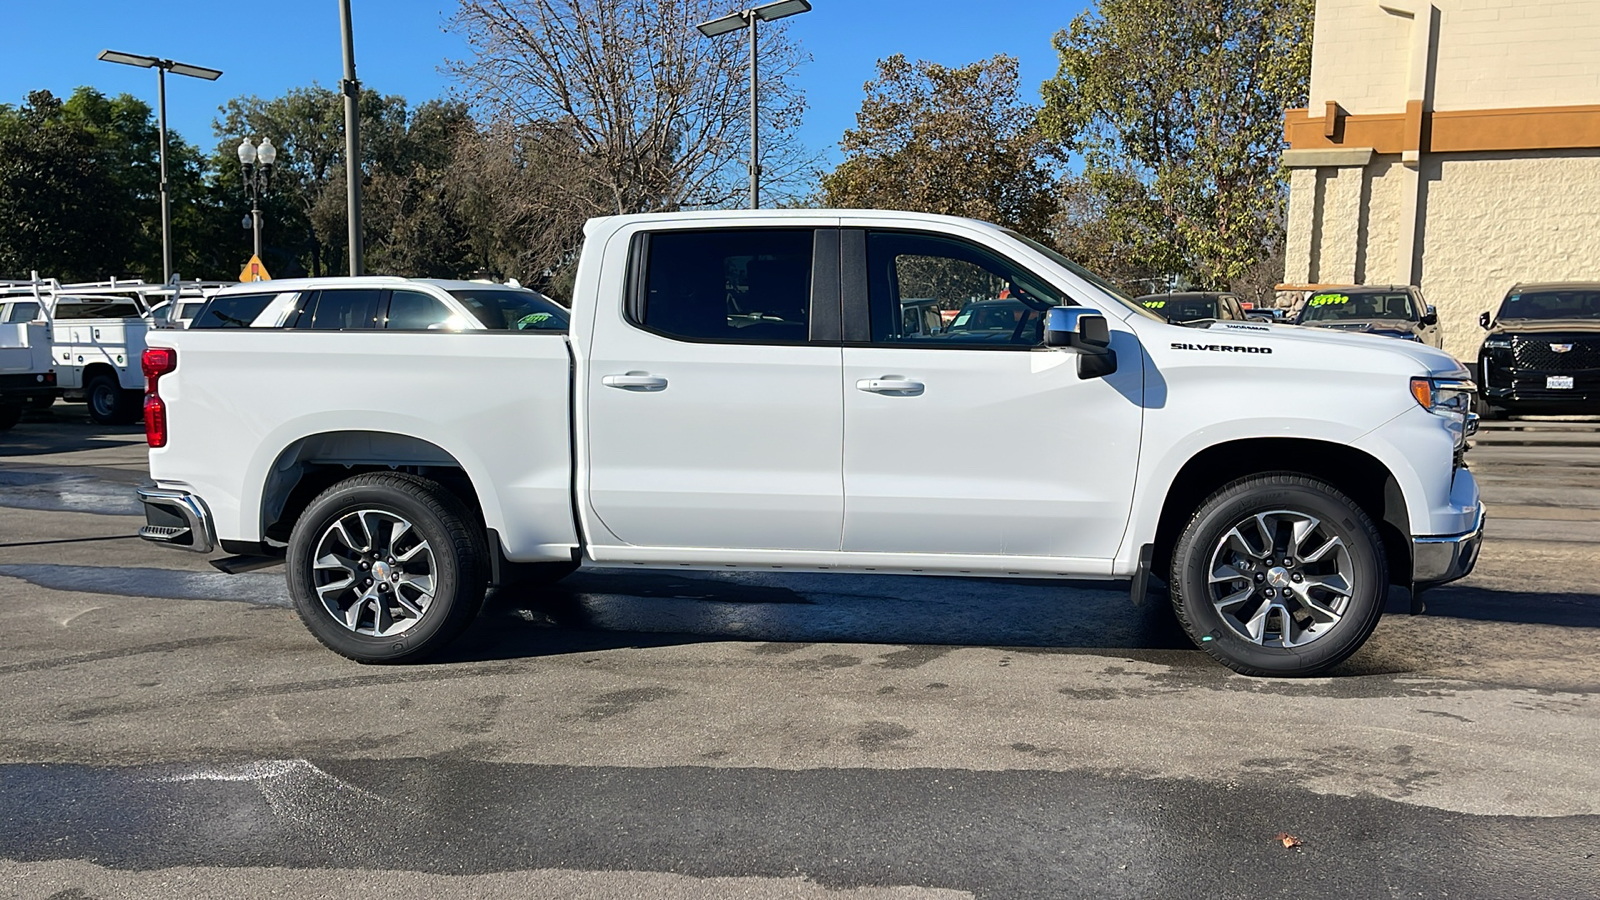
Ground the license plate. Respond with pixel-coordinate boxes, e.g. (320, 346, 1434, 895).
(1547, 375, 1575, 389)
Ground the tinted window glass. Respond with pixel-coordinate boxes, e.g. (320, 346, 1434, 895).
(304, 289, 381, 330)
(5, 301, 41, 323)
(447, 288, 569, 331)
(52, 299, 142, 320)
(386, 290, 459, 330)
(641, 229, 813, 344)
(1499, 289, 1600, 320)
(1300, 291, 1416, 322)
(191, 293, 276, 328)
(178, 302, 204, 320)
(866, 231, 1062, 346)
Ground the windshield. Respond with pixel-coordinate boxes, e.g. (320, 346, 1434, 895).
(947, 301, 1031, 333)
(1299, 290, 1415, 322)
(447, 288, 570, 332)
(1000, 228, 1162, 321)
(1498, 289, 1600, 320)
(1141, 296, 1220, 322)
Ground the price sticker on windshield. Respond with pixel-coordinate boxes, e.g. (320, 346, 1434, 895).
(1308, 293, 1350, 307)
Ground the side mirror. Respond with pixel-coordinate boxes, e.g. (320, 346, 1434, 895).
(1420, 312, 1438, 326)
(1478, 311, 1491, 329)
(1044, 306, 1117, 379)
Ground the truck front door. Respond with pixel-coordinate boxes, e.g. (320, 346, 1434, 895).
(585, 226, 845, 551)
(839, 227, 1143, 564)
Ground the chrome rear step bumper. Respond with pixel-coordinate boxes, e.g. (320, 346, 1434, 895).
(137, 487, 216, 553)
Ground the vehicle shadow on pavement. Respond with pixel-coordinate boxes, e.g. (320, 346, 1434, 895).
(437, 568, 1196, 665)
(1417, 584, 1600, 628)
(0, 415, 144, 457)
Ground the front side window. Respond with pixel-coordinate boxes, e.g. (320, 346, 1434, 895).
(639, 229, 813, 344)
(866, 231, 1063, 347)
(447, 288, 569, 332)
(4, 301, 41, 323)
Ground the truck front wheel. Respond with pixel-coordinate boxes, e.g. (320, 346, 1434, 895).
(287, 472, 486, 663)
(1169, 474, 1387, 677)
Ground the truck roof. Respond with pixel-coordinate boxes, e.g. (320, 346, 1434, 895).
(584, 208, 1016, 236)
(212, 277, 537, 295)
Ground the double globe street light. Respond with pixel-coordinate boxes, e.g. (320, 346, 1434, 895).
(236, 138, 278, 261)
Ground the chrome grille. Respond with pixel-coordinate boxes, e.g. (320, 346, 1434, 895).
(1511, 336, 1600, 371)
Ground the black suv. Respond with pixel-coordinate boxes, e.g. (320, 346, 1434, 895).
(1477, 282, 1600, 417)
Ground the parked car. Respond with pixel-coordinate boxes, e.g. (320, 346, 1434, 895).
(1292, 285, 1443, 349)
(1476, 282, 1600, 417)
(940, 298, 1048, 344)
(1137, 291, 1249, 324)
(138, 210, 1482, 677)
(0, 304, 55, 430)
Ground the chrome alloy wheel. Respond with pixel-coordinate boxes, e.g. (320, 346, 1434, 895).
(1207, 510, 1354, 648)
(312, 509, 436, 637)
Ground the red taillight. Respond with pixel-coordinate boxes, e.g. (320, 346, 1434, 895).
(142, 347, 175, 448)
(142, 347, 176, 381)
(144, 394, 168, 448)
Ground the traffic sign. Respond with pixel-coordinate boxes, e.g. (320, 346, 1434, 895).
(240, 255, 272, 282)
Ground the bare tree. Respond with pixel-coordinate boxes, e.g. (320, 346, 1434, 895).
(450, 0, 811, 215)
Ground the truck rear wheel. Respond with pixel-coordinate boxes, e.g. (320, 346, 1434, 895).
(0, 404, 21, 431)
(86, 374, 141, 425)
(1169, 474, 1387, 677)
(287, 472, 486, 663)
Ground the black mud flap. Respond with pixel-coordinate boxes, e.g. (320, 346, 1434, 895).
(1129, 544, 1154, 607)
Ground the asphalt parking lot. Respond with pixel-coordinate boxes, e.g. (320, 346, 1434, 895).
(2, 403, 1599, 899)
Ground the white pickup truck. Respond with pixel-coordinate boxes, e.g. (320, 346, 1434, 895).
(138, 210, 1484, 676)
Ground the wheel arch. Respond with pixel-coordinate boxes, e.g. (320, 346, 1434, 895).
(81, 362, 119, 388)
(258, 430, 490, 547)
(1148, 438, 1411, 586)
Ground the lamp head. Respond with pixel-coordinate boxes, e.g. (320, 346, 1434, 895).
(257, 139, 277, 166)
(237, 139, 256, 166)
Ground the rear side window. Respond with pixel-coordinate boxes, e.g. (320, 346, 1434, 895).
(4, 301, 41, 323)
(638, 229, 813, 344)
(385, 290, 459, 330)
(447, 288, 569, 331)
(297, 289, 382, 330)
(191, 293, 276, 329)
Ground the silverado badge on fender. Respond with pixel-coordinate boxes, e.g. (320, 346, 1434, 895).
(1170, 342, 1273, 354)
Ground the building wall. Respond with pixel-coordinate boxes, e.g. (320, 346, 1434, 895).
(1284, 0, 1600, 362)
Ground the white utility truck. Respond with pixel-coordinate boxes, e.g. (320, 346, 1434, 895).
(0, 296, 56, 430)
(138, 211, 1483, 676)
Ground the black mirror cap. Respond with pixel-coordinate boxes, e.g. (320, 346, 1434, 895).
(1079, 314, 1111, 348)
(1479, 310, 1492, 329)
(1421, 312, 1438, 326)
(1078, 348, 1118, 380)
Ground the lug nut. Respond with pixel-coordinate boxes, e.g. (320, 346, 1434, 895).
(387, 557, 394, 564)
(360, 561, 369, 570)
(1283, 559, 1294, 567)
(1263, 588, 1276, 599)
(379, 582, 388, 592)
(1255, 573, 1265, 582)
(1292, 573, 1303, 583)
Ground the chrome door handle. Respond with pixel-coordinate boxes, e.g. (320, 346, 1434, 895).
(602, 373, 668, 391)
(856, 378, 924, 396)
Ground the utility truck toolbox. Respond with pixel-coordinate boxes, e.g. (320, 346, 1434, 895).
(139, 212, 1482, 677)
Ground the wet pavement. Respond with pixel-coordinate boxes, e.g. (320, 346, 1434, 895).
(2, 402, 1599, 898)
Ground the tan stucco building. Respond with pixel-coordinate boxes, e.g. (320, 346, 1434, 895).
(1282, 0, 1600, 360)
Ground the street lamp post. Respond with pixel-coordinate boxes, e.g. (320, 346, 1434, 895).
(236, 138, 278, 261)
(339, 0, 365, 276)
(95, 50, 222, 283)
(695, 0, 811, 210)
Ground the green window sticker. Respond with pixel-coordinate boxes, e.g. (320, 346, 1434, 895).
(1143, 300, 1167, 309)
(516, 312, 554, 329)
(1308, 293, 1350, 307)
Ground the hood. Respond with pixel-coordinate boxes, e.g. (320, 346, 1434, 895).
(1488, 317, 1600, 335)
(1162, 318, 1466, 375)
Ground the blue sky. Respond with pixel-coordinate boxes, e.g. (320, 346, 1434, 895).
(4, 0, 1088, 171)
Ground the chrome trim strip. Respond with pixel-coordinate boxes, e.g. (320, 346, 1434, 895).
(137, 487, 216, 553)
(1412, 504, 1486, 587)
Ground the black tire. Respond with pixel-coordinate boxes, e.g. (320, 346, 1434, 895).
(287, 472, 486, 663)
(1169, 473, 1387, 677)
(86, 375, 141, 425)
(26, 394, 54, 411)
(0, 404, 21, 432)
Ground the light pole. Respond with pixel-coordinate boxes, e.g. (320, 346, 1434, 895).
(237, 138, 278, 261)
(339, 0, 365, 276)
(95, 50, 222, 283)
(695, 0, 811, 210)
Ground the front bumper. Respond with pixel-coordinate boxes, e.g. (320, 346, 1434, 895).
(1412, 504, 1485, 589)
(138, 487, 216, 553)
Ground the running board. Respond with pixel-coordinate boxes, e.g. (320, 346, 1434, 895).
(210, 554, 285, 575)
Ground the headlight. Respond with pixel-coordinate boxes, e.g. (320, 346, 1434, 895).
(1410, 376, 1476, 414)
(1483, 338, 1512, 349)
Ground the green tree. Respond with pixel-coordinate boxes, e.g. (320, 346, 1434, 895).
(0, 88, 211, 280)
(820, 54, 1060, 242)
(1040, 0, 1314, 292)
